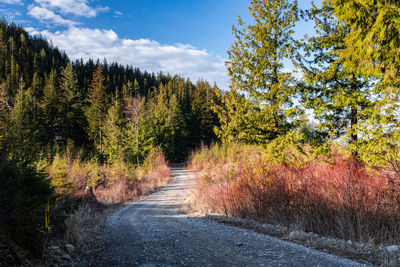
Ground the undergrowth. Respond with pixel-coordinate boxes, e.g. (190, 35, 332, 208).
(189, 144, 400, 246)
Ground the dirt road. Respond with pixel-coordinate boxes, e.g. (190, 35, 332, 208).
(98, 166, 369, 266)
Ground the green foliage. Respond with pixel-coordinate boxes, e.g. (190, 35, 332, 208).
(39, 69, 60, 147)
(123, 96, 153, 164)
(262, 129, 310, 166)
(85, 65, 108, 153)
(48, 153, 73, 195)
(59, 62, 86, 146)
(213, 89, 277, 144)
(225, 0, 300, 143)
(297, 2, 376, 153)
(0, 83, 10, 150)
(0, 154, 53, 255)
(8, 83, 40, 162)
(102, 95, 124, 163)
(0, 20, 219, 163)
(327, 0, 400, 82)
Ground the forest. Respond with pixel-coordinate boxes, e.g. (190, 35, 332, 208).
(2, 0, 400, 265)
(0, 17, 219, 263)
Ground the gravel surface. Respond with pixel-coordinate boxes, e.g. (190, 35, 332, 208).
(97, 166, 371, 267)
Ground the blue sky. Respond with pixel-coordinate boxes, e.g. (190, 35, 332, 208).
(0, 0, 315, 89)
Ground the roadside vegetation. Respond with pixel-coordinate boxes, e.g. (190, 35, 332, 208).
(2, 0, 400, 265)
(190, 144, 400, 245)
(187, 0, 400, 263)
(0, 19, 217, 265)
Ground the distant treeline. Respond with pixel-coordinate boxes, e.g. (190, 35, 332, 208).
(0, 19, 219, 163)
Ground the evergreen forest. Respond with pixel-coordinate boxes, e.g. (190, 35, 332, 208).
(3, 0, 400, 265)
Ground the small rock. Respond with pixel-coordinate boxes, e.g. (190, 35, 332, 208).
(387, 245, 400, 252)
(49, 246, 60, 250)
(61, 253, 71, 261)
(65, 244, 75, 253)
(236, 242, 243, 246)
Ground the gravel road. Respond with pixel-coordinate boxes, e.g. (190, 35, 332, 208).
(98, 166, 370, 267)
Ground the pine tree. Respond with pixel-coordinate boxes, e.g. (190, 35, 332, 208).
(320, 1, 400, 163)
(59, 62, 86, 146)
(9, 82, 40, 161)
(124, 96, 142, 164)
(133, 79, 140, 97)
(122, 80, 133, 99)
(191, 81, 218, 146)
(297, 2, 373, 148)
(212, 89, 267, 144)
(85, 65, 108, 153)
(0, 82, 10, 150)
(39, 69, 60, 147)
(102, 94, 124, 163)
(225, 0, 300, 142)
(327, 0, 400, 82)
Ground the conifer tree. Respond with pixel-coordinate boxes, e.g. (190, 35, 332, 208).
(212, 89, 266, 144)
(9, 82, 39, 161)
(85, 65, 108, 153)
(133, 79, 140, 97)
(327, 0, 400, 82)
(0, 83, 10, 150)
(39, 69, 60, 147)
(122, 80, 133, 99)
(190, 81, 218, 146)
(59, 62, 85, 145)
(124, 96, 142, 164)
(102, 93, 124, 163)
(225, 0, 299, 143)
(297, 2, 373, 148)
(328, 0, 400, 165)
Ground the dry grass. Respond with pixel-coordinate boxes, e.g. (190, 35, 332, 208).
(43, 148, 171, 205)
(64, 204, 107, 247)
(43, 148, 172, 258)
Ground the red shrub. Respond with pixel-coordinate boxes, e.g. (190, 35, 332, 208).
(195, 153, 400, 244)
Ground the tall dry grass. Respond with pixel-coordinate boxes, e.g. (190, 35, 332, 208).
(43, 148, 171, 205)
(190, 145, 400, 245)
(41, 148, 171, 248)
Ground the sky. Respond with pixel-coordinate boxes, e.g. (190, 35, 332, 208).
(0, 0, 315, 89)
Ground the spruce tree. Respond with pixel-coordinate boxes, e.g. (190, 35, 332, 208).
(0, 83, 10, 150)
(225, 0, 299, 142)
(103, 93, 124, 163)
(327, 0, 400, 82)
(59, 62, 86, 146)
(297, 2, 373, 148)
(39, 69, 60, 148)
(9, 82, 39, 161)
(85, 65, 108, 153)
(322, 0, 400, 163)
(122, 80, 133, 99)
(124, 96, 142, 164)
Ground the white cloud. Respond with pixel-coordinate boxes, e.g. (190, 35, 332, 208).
(33, 0, 108, 18)
(27, 5, 77, 27)
(32, 27, 229, 88)
(0, 0, 22, 4)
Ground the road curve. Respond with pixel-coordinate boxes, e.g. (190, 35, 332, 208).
(98, 166, 369, 267)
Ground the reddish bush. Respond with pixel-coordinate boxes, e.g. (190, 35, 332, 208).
(194, 153, 400, 244)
